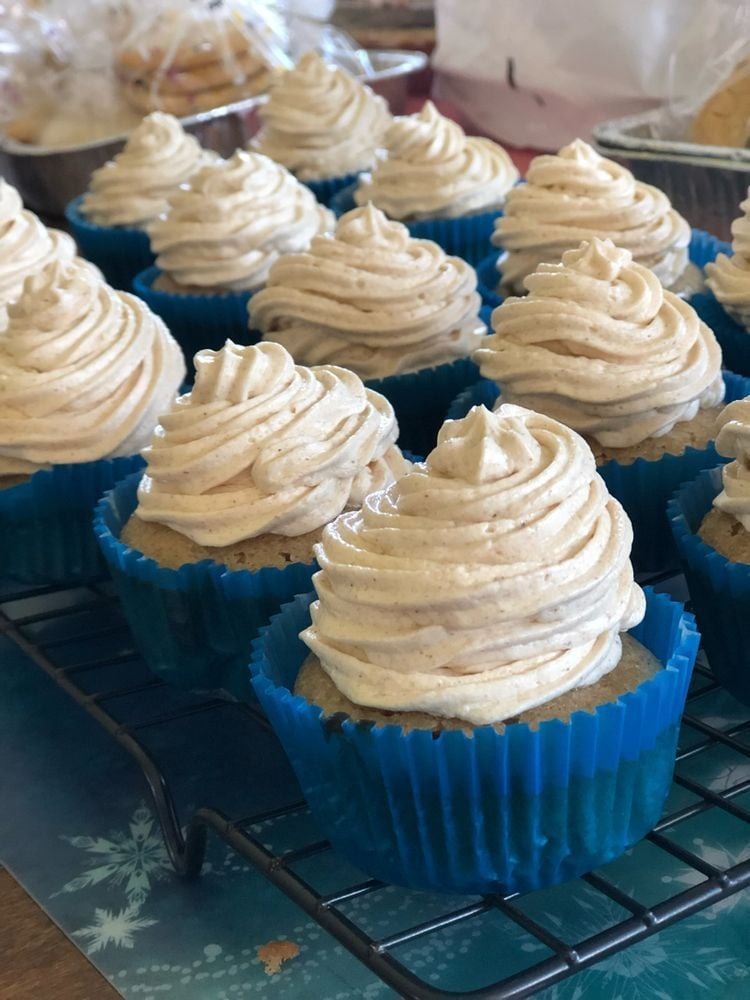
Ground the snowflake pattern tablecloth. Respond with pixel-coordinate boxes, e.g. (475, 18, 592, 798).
(2, 580, 750, 1000)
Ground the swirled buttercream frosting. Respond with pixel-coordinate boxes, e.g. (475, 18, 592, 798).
(475, 239, 724, 448)
(253, 51, 390, 181)
(303, 404, 645, 725)
(148, 151, 335, 292)
(250, 204, 485, 379)
(712, 398, 750, 528)
(0, 179, 75, 307)
(354, 101, 518, 221)
(0, 259, 186, 476)
(134, 340, 409, 545)
(706, 190, 750, 330)
(493, 139, 690, 293)
(81, 112, 211, 227)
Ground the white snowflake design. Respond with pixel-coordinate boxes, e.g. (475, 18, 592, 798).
(52, 800, 172, 906)
(74, 905, 157, 955)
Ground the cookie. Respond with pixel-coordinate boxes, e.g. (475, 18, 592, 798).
(117, 17, 252, 75)
(124, 73, 267, 116)
(691, 58, 750, 147)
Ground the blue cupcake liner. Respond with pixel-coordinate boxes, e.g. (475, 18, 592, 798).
(688, 229, 732, 271)
(64, 196, 155, 292)
(329, 182, 501, 266)
(367, 356, 480, 458)
(447, 374, 750, 576)
(132, 267, 257, 376)
(250, 588, 698, 896)
(669, 467, 750, 705)
(692, 292, 750, 378)
(302, 172, 361, 207)
(475, 250, 504, 309)
(93, 473, 317, 701)
(0, 455, 143, 584)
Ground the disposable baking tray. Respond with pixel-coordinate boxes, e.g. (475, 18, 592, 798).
(0, 48, 427, 219)
(593, 108, 750, 241)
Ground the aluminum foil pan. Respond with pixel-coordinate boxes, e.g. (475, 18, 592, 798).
(593, 109, 750, 242)
(0, 48, 427, 219)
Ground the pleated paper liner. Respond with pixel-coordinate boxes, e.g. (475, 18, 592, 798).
(669, 466, 750, 705)
(65, 196, 155, 291)
(94, 473, 317, 701)
(0, 455, 144, 584)
(132, 267, 258, 377)
(250, 589, 698, 896)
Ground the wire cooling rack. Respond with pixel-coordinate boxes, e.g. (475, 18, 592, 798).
(3, 576, 750, 999)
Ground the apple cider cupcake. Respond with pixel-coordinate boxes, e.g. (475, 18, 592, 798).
(95, 340, 409, 699)
(252, 405, 698, 894)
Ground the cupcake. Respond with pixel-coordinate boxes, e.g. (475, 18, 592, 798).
(473, 238, 748, 572)
(0, 258, 186, 583)
(491, 139, 694, 297)
(670, 399, 750, 704)
(0, 179, 75, 314)
(250, 203, 486, 455)
(251, 51, 391, 203)
(65, 112, 210, 291)
(331, 101, 518, 264)
(252, 404, 699, 895)
(133, 150, 335, 371)
(95, 339, 410, 699)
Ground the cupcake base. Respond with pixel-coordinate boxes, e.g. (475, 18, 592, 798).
(295, 635, 661, 735)
(697, 507, 750, 563)
(251, 589, 698, 896)
(121, 514, 321, 572)
(133, 266, 258, 376)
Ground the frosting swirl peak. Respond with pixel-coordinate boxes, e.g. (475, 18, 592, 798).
(354, 101, 518, 221)
(0, 259, 186, 475)
(135, 340, 409, 545)
(493, 139, 690, 293)
(253, 51, 391, 181)
(303, 403, 645, 725)
(475, 238, 724, 447)
(148, 150, 334, 291)
(250, 204, 485, 379)
(82, 112, 211, 228)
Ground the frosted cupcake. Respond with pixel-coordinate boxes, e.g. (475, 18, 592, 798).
(95, 339, 409, 698)
(252, 405, 699, 894)
(250, 204, 486, 454)
(252, 51, 391, 203)
(0, 258, 186, 583)
(670, 398, 750, 704)
(472, 238, 747, 571)
(331, 102, 518, 263)
(490, 139, 693, 296)
(0, 179, 75, 313)
(66, 113, 210, 290)
(134, 150, 335, 369)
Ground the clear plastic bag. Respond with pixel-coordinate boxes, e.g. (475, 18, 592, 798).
(432, 0, 750, 148)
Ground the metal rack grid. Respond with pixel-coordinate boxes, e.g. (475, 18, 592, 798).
(3, 576, 750, 1000)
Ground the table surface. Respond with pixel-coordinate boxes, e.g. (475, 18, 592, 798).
(0, 868, 115, 1000)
